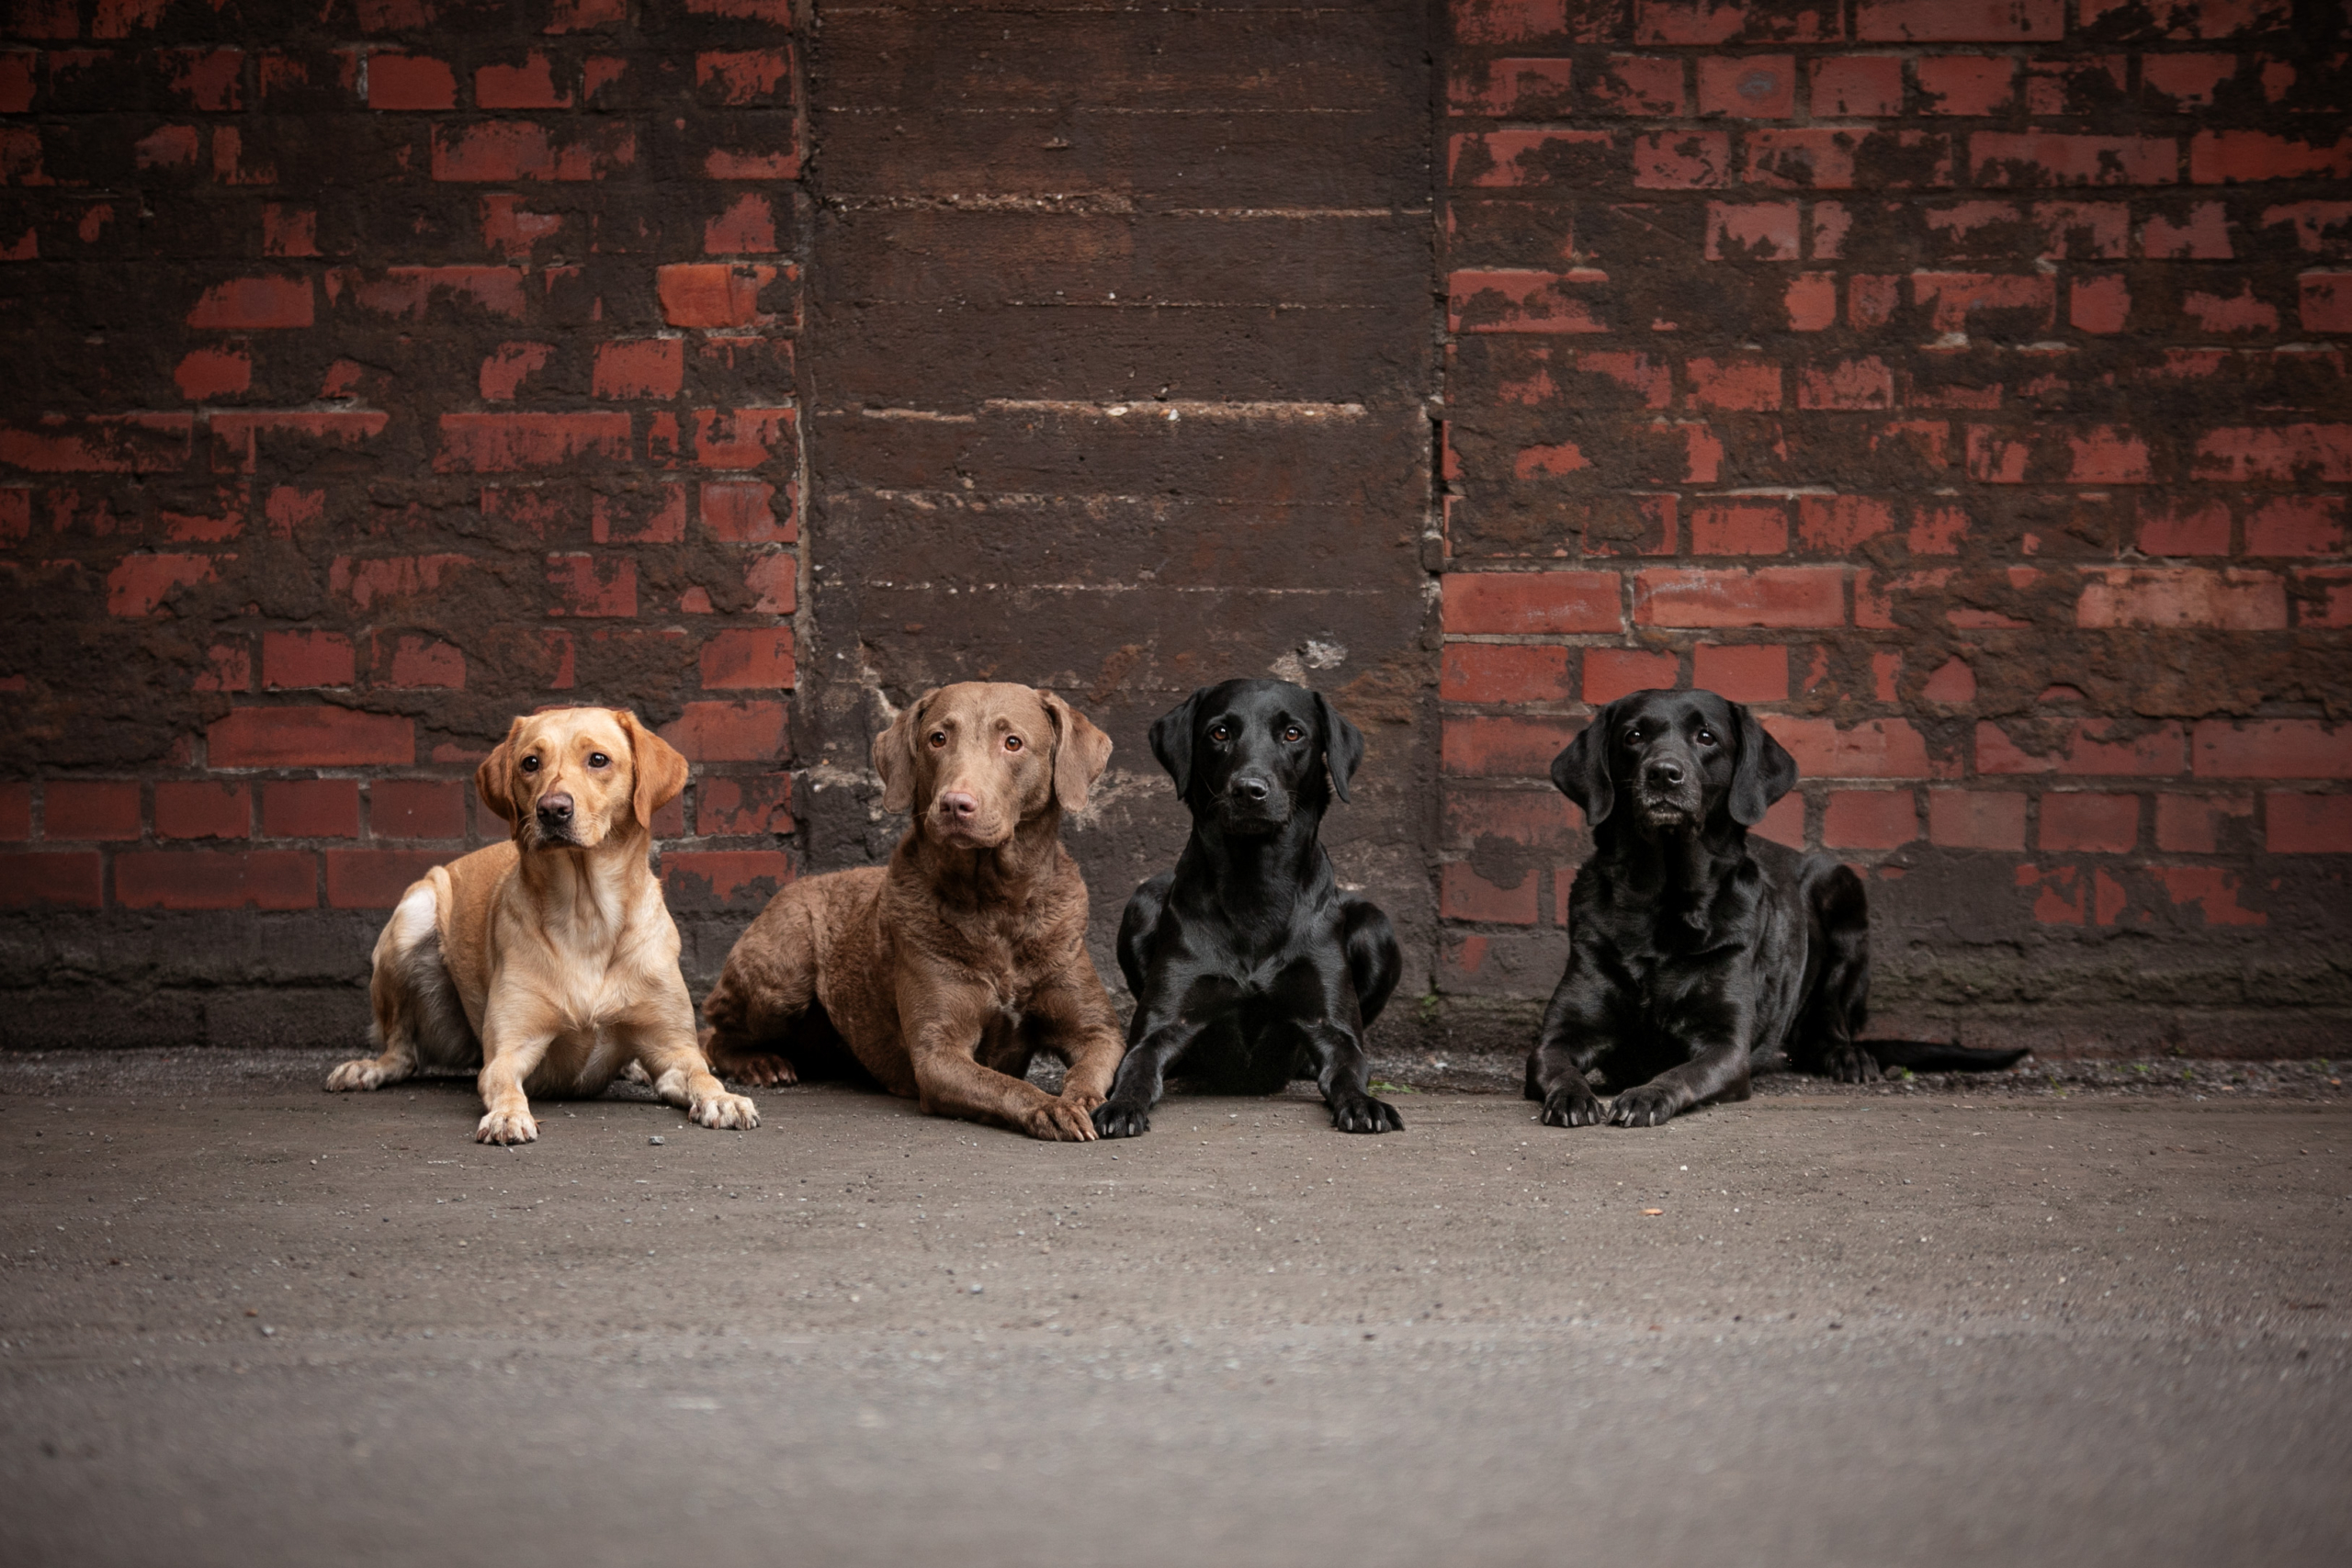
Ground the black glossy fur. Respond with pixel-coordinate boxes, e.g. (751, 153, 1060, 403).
(1526, 688, 2028, 1130)
(1094, 679, 1404, 1137)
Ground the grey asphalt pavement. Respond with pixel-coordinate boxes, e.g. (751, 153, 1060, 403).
(2, 1050, 2347, 1567)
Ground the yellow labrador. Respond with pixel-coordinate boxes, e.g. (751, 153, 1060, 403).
(325, 706, 758, 1144)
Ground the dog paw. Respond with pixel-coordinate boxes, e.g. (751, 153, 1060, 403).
(1607, 1085, 1682, 1128)
(1539, 1086, 1606, 1128)
(1332, 1095, 1404, 1134)
(1823, 1044, 1881, 1084)
(1091, 1100, 1151, 1139)
(475, 1106, 538, 1145)
(619, 1060, 650, 1086)
(691, 1091, 760, 1131)
(324, 1058, 387, 1093)
(717, 1053, 798, 1089)
(1028, 1100, 1100, 1143)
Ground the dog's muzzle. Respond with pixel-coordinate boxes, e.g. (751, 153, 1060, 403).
(531, 792, 577, 846)
(1214, 773, 1291, 832)
(1634, 757, 1702, 828)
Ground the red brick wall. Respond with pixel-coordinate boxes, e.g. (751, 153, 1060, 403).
(1439, 0, 2351, 1055)
(1, 0, 804, 1045)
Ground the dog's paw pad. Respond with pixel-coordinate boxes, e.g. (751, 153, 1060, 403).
(323, 1059, 384, 1093)
(475, 1109, 538, 1145)
(692, 1093, 760, 1131)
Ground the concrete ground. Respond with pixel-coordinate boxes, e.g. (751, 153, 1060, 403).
(2, 1051, 2346, 1568)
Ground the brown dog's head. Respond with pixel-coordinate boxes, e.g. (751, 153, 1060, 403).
(476, 707, 690, 852)
(871, 682, 1112, 849)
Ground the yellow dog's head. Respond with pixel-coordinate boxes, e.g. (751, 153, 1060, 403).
(476, 707, 689, 852)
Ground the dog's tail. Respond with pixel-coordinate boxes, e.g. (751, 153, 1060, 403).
(1860, 1038, 2030, 1073)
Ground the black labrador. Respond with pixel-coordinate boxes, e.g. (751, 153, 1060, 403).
(1526, 688, 2027, 1129)
(1093, 679, 1404, 1137)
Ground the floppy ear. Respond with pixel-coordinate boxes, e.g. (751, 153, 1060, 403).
(871, 689, 936, 815)
(1148, 687, 1206, 800)
(1313, 692, 1366, 805)
(616, 710, 689, 832)
(1550, 701, 1619, 827)
(1038, 691, 1114, 812)
(1727, 703, 1799, 827)
(474, 716, 526, 827)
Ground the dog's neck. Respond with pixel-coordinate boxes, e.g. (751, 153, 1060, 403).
(1182, 802, 1332, 925)
(903, 804, 1064, 908)
(514, 820, 650, 937)
(1597, 817, 1747, 924)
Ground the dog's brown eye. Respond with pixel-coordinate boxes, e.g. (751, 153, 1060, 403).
(1695, 730, 1717, 747)
(586, 751, 610, 768)
(519, 755, 540, 773)
(928, 730, 948, 749)
(1282, 726, 1304, 743)
(1003, 735, 1023, 751)
(1209, 725, 1230, 743)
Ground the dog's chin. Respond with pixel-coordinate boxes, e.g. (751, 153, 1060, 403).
(927, 816, 1011, 851)
(1211, 803, 1292, 835)
(523, 822, 602, 852)
(1634, 796, 1702, 835)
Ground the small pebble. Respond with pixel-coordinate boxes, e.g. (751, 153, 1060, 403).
(649, 1136, 665, 1145)
(967, 1283, 983, 1294)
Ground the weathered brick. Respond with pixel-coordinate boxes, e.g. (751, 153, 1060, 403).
(367, 51, 455, 110)
(1824, 789, 1917, 849)
(262, 629, 356, 689)
(662, 850, 795, 912)
(2075, 568, 2287, 630)
(1928, 789, 2026, 850)
(1442, 715, 1578, 778)
(1440, 643, 1572, 705)
(1973, 133, 2177, 188)
(154, 780, 249, 840)
(1634, 567, 1844, 628)
(2154, 792, 2252, 853)
(1764, 716, 1931, 779)
(2188, 131, 2352, 185)
(1811, 56, 1901, 118)
(1691, 642, 1789, 702)
(1445, 572, 1622, 635)
(1914, 56, 2018, 116)
(117, 849, 315, 910)
(323, 848, 445, 908)
(698, 627, 795, 690)
(696, 774, 794, 838)
(1441, 862, 1540, 924)
(546, 553, 638, 617)
(1697, 56, 1793, 118)
(0, 852, 104, 908)
(263, 779, 360, 840)
(1583, 647, 1679, 703)
(662, 700, 789, 763)
(44, 781, 141, 841)
(2040, 792, 2141, 852)
(0, 783, 29, 841)
(1859, 0, 2061, 40)
(699, 479, 790, 542)
(2193, 720, 2352, 779)
(370, 779, 465, 840)
(476, 54, 571, 110)
(1690, 501, 1789, 555)
(435, 412, 631, 473)
(187, 276, 313, 330)
(657, 264, 778, 328)
(2265, 794, 2352, 853)
(209, 707, 413, 769)
(593, 338, 684, 400)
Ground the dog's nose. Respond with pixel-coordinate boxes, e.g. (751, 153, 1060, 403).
(1644, 760, 1684, 789)
(939, 791, 978, 821)
(537, 792, 574, 823)
(1234, 775, 1272, 803)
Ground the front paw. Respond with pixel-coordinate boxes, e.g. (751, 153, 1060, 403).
(1607, 1084, 1683, 1128)
(1027, 1099, 1100, 1142)
(1091, 1099, 1151, 1139)
(324, 1058, 386, 1092)
(1539, 1085, 1606, 1128)
(475, 1106, 538, 1145)
(691, 1091, 760, 1131)
(1332, 1095, 1403, 1134)
(715, 1053, 797, 1088)
(1823, 1043, 1881, 1084)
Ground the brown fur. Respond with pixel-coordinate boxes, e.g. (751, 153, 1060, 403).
(324, 706, 757, 1144)
(701, 682, 1125, 1141)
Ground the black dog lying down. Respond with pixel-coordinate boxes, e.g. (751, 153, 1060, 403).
(1094, 679, 1403, 1137)
(1527, 688, 2027, 1129)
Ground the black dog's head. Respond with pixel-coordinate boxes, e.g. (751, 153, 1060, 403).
(1148, 678, 1366, 834)
(1550, 688, 1796, 838)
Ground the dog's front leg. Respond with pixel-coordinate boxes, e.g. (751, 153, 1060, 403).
(1091, 1017, 1206, 1138)
(475, 1012, 554, 1145)
(1527, 954, 1614, 1128)
(631, 1008, 760, 1132)
(1609, 1040, 1752, 1128)
(904, 979, 1094, 1141)
(1024, 971, 1126, 1118)
(1300, 1020, 1402, 1134)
